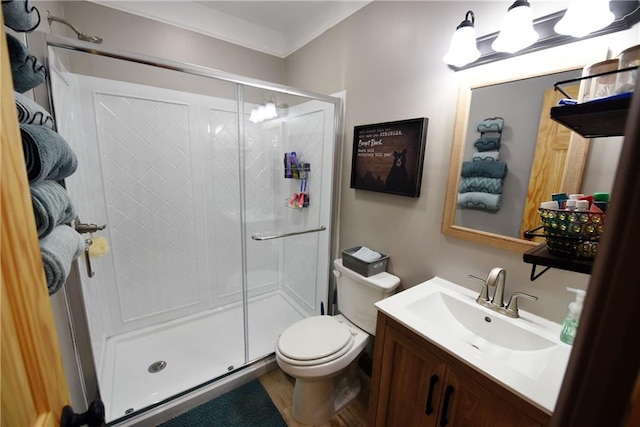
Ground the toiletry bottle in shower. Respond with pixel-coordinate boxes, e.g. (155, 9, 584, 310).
(284, 153, 292, 178)
(289, 151, 299, 178)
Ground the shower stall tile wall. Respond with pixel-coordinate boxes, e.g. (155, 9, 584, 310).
(47, 46, 337, 423)
(95, 93, 201, 323)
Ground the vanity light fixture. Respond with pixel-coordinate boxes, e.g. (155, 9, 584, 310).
(554, 0, 615, 38)
(443, 10, 481, 67)
(264, 101, 277, 118)
(447, 0, 640, 70)
(249, 100, 278, 124)
(492, 0, 539, 53)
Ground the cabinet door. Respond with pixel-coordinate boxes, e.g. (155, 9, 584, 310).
(442, 367, 546, 427)
(374, 325, 447, 427)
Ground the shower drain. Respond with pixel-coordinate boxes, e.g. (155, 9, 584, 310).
(148, 360, 167, 373)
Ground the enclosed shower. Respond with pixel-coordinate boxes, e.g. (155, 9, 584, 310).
(32, 33, 341, 424)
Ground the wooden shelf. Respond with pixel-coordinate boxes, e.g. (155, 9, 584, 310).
(550, 94, 632, 138)
(537, 81, 632, 279)
(523, 244, 593, 280)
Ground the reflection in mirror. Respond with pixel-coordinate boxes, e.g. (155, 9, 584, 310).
(442, 67, 623, 253)
(520, 74, 584, 244)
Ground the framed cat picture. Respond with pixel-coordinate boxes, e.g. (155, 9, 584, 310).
(350, 117, 428, 197)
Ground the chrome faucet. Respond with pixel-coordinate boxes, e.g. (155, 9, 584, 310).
(486, 267, 506, 307)
(470, 268, 538, 318)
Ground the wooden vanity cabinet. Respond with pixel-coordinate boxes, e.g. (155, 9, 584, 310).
(368, 312, 551, 427)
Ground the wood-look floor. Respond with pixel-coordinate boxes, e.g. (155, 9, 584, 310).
(259, 368, 370, 427)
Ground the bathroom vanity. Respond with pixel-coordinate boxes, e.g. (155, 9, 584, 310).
(368, 313, 550, 426)
(367, 277, 571, 427)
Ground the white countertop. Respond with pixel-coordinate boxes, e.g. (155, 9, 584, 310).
(375, 276, 573, 414)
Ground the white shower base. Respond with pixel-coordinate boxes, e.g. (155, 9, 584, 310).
(100, 290, 307, 422)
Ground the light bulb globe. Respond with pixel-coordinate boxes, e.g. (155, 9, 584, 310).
(492, 2, 539, 53)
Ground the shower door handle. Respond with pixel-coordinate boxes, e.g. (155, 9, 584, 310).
(74, 219, 107, 278)
(251, 225, 326, 241)
(84, 240, 95, 278)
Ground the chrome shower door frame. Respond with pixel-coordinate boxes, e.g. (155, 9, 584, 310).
(26, 30, 344, 422)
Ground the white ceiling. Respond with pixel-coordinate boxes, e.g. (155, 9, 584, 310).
(91, 1, 372, 58)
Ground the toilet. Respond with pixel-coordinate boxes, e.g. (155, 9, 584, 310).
(275, 258, 400, 424)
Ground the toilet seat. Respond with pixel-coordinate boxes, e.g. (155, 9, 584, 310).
(277, 316, 354, 366)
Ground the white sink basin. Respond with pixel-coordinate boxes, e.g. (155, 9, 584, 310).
(375, 276, 572, 414)
(406, 291, 556, 352)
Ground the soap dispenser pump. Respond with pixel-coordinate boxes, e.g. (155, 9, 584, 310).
(560, 287, 586, 345)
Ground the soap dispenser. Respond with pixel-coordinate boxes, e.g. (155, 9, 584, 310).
(560, 287, 586, 345)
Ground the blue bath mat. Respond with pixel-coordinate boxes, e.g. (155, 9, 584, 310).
(158, 379, 286, 427)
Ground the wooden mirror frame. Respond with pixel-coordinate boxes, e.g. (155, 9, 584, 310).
(441, 66, 591, 254)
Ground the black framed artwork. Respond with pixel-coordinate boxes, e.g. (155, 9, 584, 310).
(350, 117, 428, 197)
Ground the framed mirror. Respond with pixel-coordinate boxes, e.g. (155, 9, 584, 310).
(441, 67, 599, 253)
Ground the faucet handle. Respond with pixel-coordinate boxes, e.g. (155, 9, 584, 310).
(505, 292, 538, 318)
(469, 274, 491, 306)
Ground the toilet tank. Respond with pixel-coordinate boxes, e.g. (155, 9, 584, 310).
(333, 259, 400, 335)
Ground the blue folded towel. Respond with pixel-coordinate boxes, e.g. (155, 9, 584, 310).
(15, 91, 54, 129)
(20, 124, 77, 183)
(473, 137, 501, 152)
(477, 117, 504, 133)
(472, 151, 500, 162)
(457, 192, 502, 211)
(458, 177, 503, 194)
(6, 33, 47, 93)
(2, 0, 40, 32)
(39, 224, 85, 295)
(460, 161, 508, 179)
(30, 180, 77, 238)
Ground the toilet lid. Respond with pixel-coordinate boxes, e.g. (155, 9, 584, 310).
(277, 316, 353, 362)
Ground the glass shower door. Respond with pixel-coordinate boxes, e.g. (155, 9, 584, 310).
(47, 45, 248, 422)
(42, 34, 340, 424)
(241, 87, 335, 361)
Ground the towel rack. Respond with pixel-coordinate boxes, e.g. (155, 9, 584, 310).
(251, 225, 326, 241)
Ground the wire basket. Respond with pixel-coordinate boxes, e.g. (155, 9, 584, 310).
(341, 246, 389, 277)
(532, 208, 606, 259)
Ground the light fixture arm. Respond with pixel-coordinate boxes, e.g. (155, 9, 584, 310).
(459, 11, 475, 29)
(509, 0, 531, 11)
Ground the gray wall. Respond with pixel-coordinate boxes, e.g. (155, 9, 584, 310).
(285, 1, 639, 323)
(27, 0, 638, 412)
(33, 0, 639, 324)
(34, 0, 285, 83)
